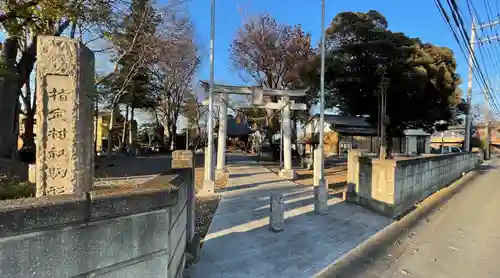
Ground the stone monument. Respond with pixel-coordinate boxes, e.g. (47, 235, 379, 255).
(35, 36, 95, 196)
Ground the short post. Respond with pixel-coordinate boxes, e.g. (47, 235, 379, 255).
(35, 36, 94, 196)
(313, 148, 327, 214)
(171, 150, 200, 261)
(269, 193, 284, 232)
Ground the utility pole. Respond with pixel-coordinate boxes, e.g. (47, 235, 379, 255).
(484, 94, 491, 160)
(464, 18, 476, 152)
(379, 69, 390, 160)
(464, 18, 500, 153)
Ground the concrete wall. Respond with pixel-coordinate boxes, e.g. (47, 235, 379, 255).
(352, 152, 480, 217)
(0, 168, 191, 278)
(347, 149, 377, 194)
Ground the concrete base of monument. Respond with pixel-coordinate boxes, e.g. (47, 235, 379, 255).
(200, 180, 215, 195)
(279, 169, 297, 180)
(215, 168, 229, 180)
(314, 180, 328, 215)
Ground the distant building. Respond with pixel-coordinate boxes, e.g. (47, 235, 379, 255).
(17, 110, 132, 153)
(430, 125, 466, 149)
(475, 121, 500, 151)
(303, 114, 380, 155)
(302, 114, 431, 155)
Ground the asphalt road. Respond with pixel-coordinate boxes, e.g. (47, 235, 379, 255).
(340, 159, 500, 278)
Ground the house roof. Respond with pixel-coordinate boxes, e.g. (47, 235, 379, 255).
(404, 129, 430, 136)
(306, 114, 372, 127)
(334, 126, 377, 135)
(446, 125, 466, 130)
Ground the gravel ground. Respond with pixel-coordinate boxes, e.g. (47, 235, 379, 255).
(194, 167, 228, 241)
(93, 175, 158, 189)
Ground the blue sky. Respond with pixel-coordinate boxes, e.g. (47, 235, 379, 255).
(1, 0, 494, 125)
(186, 0, 489, 105)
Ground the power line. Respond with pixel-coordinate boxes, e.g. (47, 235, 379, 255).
(439, 0, 498, 115)
(466, 0, 500, 114)
(447, 0, 500, 114)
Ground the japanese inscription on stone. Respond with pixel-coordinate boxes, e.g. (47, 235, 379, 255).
(44, 76, 71, 187)
(35, 36, 95, 197)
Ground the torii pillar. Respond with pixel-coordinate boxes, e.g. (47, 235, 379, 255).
(279, 96, 297, 180)
(216, 92, 229, 178)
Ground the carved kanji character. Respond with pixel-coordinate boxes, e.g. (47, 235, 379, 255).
(48, 128, 67, 140)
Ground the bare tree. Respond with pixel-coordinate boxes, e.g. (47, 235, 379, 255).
(182, 92, 207, 136)
(230, 12, 314, 136)
(102, 2, 176, 152)
(150, 16, 200, 150)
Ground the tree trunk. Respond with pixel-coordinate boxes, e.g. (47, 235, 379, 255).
(164, 120, 173, 151)
(22, 108, 35, 150)
(22, 78, 35, 150)
(120, 105, 129, 151)
(0, 21, 72, 158)
(386, 135, 393, 159)
(170, 123, 177, 150)
(107, 108, 116, 153)
(128, 106, 136, 154)
(0, 37, 19, 158)
(94, 97, 98, 155)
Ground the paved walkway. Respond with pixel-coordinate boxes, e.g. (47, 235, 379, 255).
(187, 155, 391, 278)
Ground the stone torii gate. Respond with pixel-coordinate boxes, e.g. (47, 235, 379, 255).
(200, 82, 307, 194)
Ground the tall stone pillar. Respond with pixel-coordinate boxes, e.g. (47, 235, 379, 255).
(35, 36, 94, 196)
(279, 96, 297, 180)
(216, 92, 228, 178)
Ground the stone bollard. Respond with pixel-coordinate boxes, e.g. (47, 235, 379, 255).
(269, 193, 284, 232)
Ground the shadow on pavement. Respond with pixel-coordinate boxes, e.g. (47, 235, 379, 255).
(187, 194, 390, 278)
